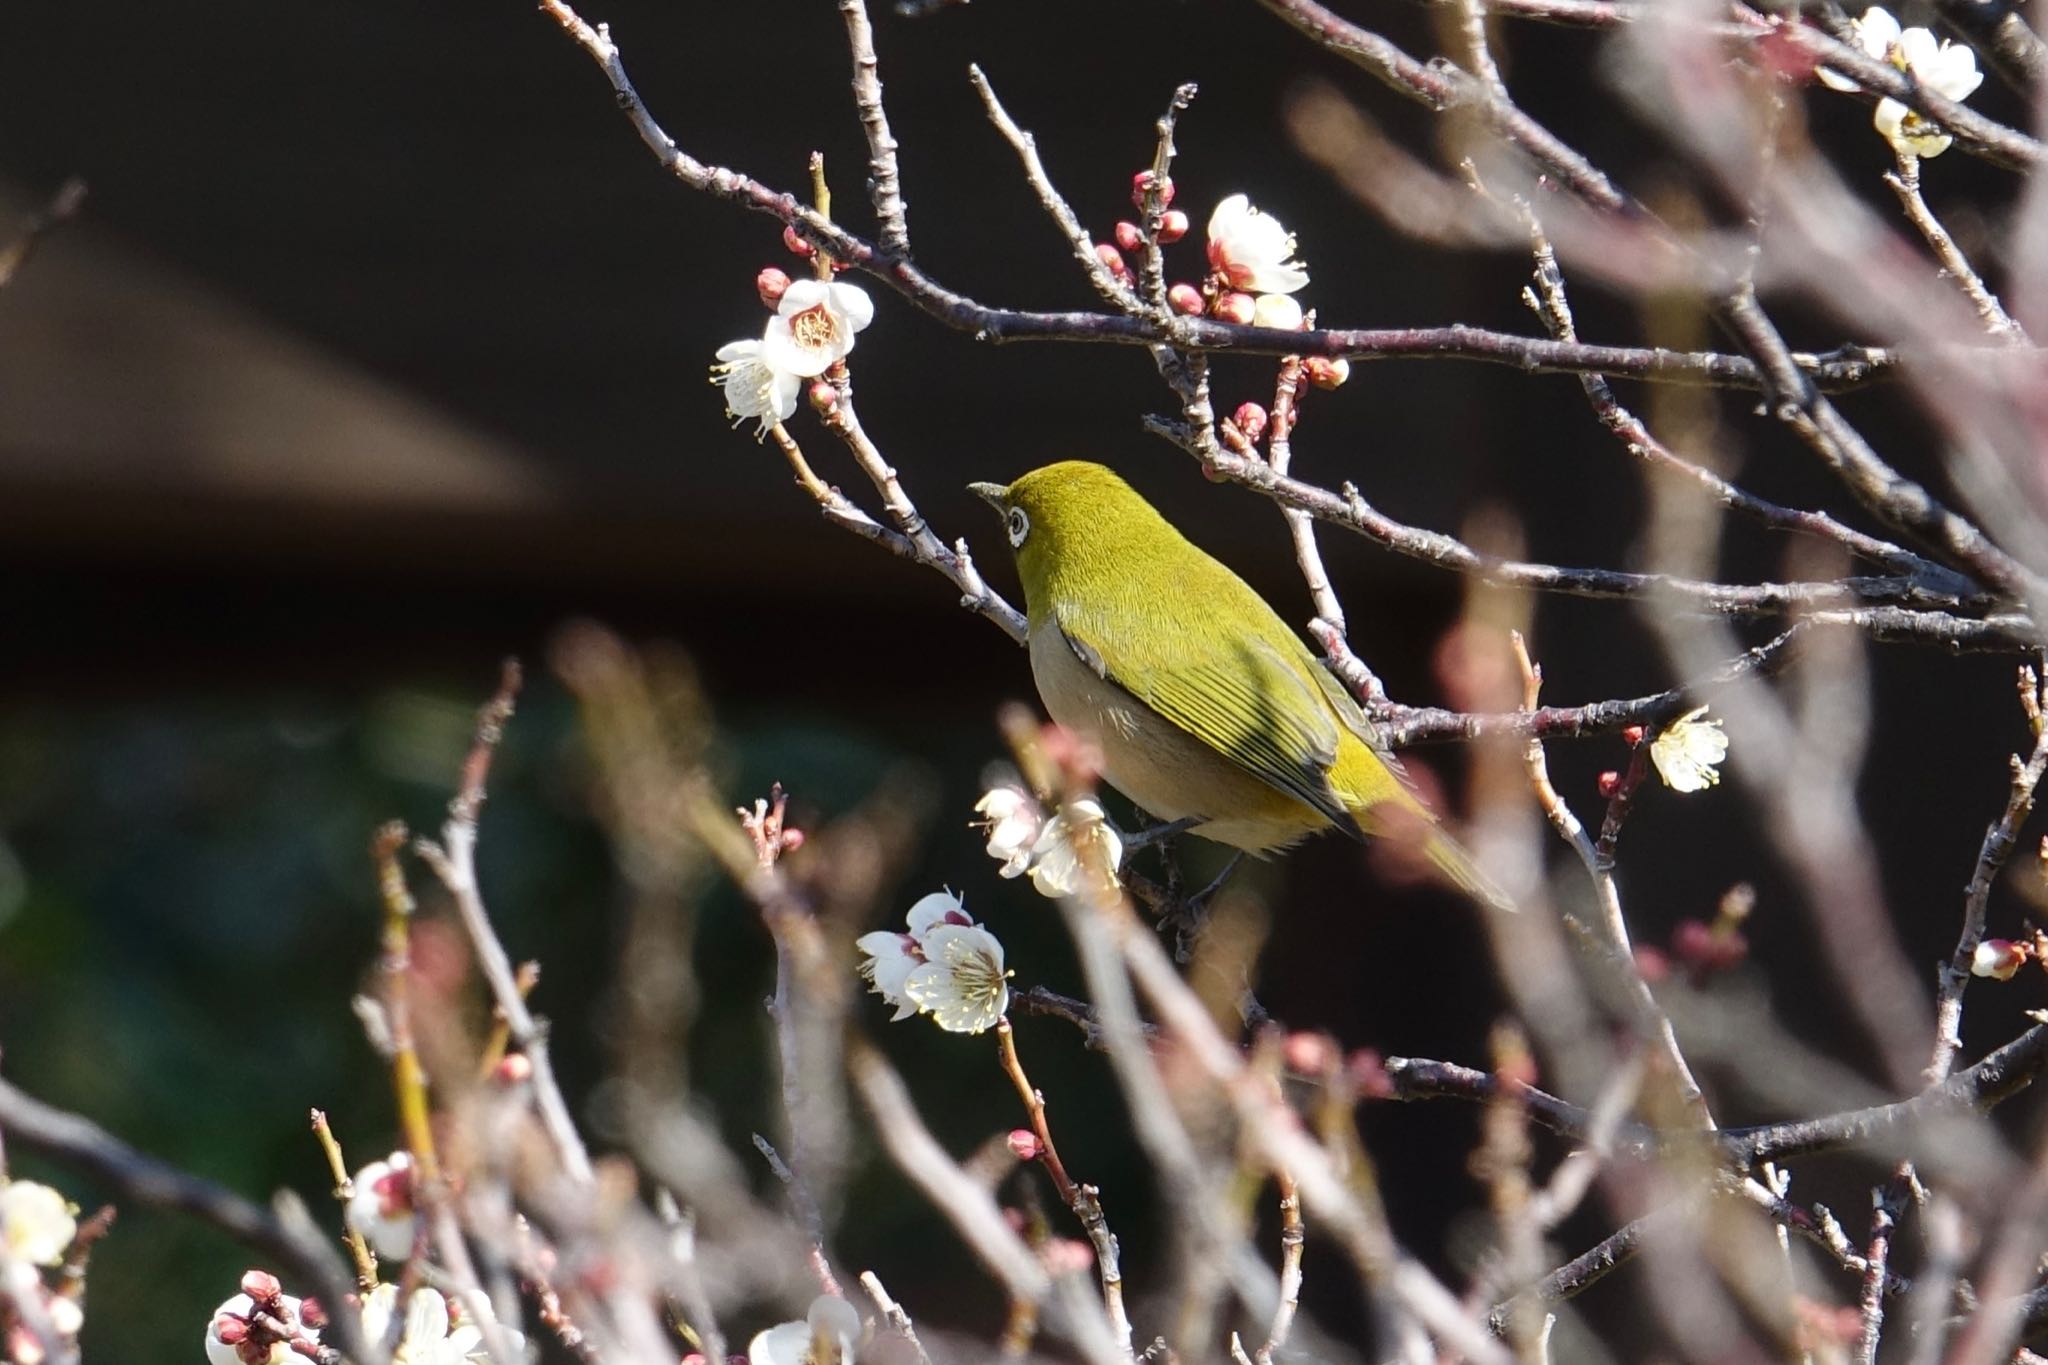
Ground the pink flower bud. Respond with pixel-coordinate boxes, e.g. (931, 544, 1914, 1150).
(1596, 770, 1621, 798)
(781, 224, 816, 259)
(1094, 243, 1131, 283)
(1973, 938, 2029, 980)
(780, 827, 805, 852)
(494, 1052, 534, 1084)
(1672, 919, 1747, 976)
(1131, 171, 1174, 209)
(808, 381, 838, 413)
(1622, 724, 1647, 746)
(755, 266, 791, 308)
(239, 1270, 282, 1304)
(1283, 1030, 1336, 1075)
(1347, 1048, 1393, 1099)
(1113, 221, 1145, 253)
(1232, 402, 1268, 444)
(1167, 282, 1205, 315)
(1304, 355, 1351, 389)
(1633, 945, 1670, 982)
(298, 1298, 328, 1330)
(1044, 1237, 1096, 1277)
(1211, 291, 1256, 326)
(1156, 209, 1189, 244)
(213, 1317, 251, 1346)
(1007, 1129, 1043, 1161)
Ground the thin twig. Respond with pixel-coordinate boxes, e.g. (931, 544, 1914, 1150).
(838, 0, 910, 256)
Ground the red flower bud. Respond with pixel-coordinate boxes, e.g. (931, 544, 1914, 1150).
(1156, 208, 1189, 244)
(1347, 1048, 1393, 1099)
(1622, 724, 1647, 746)
(779, 828, 805, 852)
(1303, 356, 1351, 390)
(1094, 243, 1131, 284)
(781, 224, 816, 259)
(1007, 1129, 1043, 1161)
(755, 266, 791, 308)
(494, 1052, 534, 1084)
(808, 381, 838, 413)
(298, 1298, 328, 1330)
(1283, 1030, 1337, 1076)
(1167, 282, 1205, 315)
(1131, 170, 1174, 209)
(1233, 402, 1268, 445)
(1113, 220, 1145, 253)
(1973, 937, 2030, 981)
(1596, 770, 1621, 798)
(213, 1318, 251, 1346)
(1211, 291, 1256, 326)
(239, 1270, 282, 1304)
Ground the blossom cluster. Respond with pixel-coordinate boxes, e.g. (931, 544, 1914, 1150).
(1819, 7, 1983, 159)
(856, 891, 1010, 1034)
(710, 268, 875, 436)
(974, 786, 1124, 898)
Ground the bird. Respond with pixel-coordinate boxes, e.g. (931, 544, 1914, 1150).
(968, 460, 1506, 909)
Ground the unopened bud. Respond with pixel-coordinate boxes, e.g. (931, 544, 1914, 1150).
(1622, 724, 1647, 746)
(1113, 220, 1145, 253)
(1007, 1129, 1043, 1161)
(781, 224, 816, 259)
(1156, 208, 1189, 244)
(1973, 938, 2029, 980)
(1282, 1030, 1337, 1076)
(213, 1318, 251, 1346)
(1211, 291, 1256, 326)
(298, 1298, 328, 1330)
(1232, 402, 1268, 444)
(1304, 355, 1351, 389)
(1672, 918, 1747, 976)
(1044, 1237, 1096, 1277)
(239, 1270, 282, 1304)
(808, 381, 838, 413)
(1094, 243, 1131, 283)
(1167, 282, 1205, 315)
(755, 266, 791, 308)
(1347, 1048, 1393, 1099)
(1633, 944, 1670, 982)
(1131, 170, 1174, 209)
(494, 1052, 534, 1084)
(1252, 293, 1304, 330)
(1596, 770, 1621, 798)
(780, 828, 805, 853)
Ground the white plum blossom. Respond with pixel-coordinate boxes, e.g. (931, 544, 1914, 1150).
(710, 338, 802, 437)
(1650, 706, 1729, 793)
(904, 922, 1011, 1034)
(359, 1284, 511, 1365)
(1206, 194, 1309, 294)
(761, 279, 875, 378)
(0, 1181, 75, 1267)
(344, 1152, 418, 1262)
(975, 785, 1045, 878)
(857, 891, 1010, 1033)
(855, 891, 971, 1021)
(1817, 7, 1983, 158)
(1027, 798, 1125, 898)
(750, 1293, 862, 1365)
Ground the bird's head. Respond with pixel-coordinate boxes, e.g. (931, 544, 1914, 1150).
(969, 461, 1170, 615)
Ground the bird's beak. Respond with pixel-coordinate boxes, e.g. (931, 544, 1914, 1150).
(966, 480, 1008, 512)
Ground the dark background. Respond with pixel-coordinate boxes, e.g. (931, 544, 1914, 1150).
(0, 1, 2038, 1357)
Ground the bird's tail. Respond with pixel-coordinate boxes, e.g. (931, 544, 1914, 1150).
(1422, 827, 1517, 914)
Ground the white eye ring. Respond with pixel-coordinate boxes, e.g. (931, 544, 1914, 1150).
(1006, 507, 1030, 547)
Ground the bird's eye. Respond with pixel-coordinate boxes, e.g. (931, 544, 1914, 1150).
(1006, 507, 1030, 547)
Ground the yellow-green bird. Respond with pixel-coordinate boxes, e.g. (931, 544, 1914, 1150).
(969, 460, 1504, 908)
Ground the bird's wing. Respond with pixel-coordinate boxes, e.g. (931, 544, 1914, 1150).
(1054, 608, 1360, 834)
(1304, 654, 1410, 780)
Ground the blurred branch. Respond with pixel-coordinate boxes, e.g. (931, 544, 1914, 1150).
(0, 178, 85, 290)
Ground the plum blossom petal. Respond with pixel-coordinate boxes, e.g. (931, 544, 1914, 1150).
(711, 339, 802, 436)
(1206, 194, 1309, 295)
(1027, 799, 1124, 898)
(761, 279, 875, 378)
(0, 1182, 75, 1267)
(975, 786, 1045, 878)
(344, 1153, 418, 1262)
(1650, 707, 1729, 793)
(749, 1294, 862, 1365)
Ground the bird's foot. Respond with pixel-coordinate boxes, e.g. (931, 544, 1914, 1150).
(1162, 852, 1245, 964)
(1123, 814, 1201, 850)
